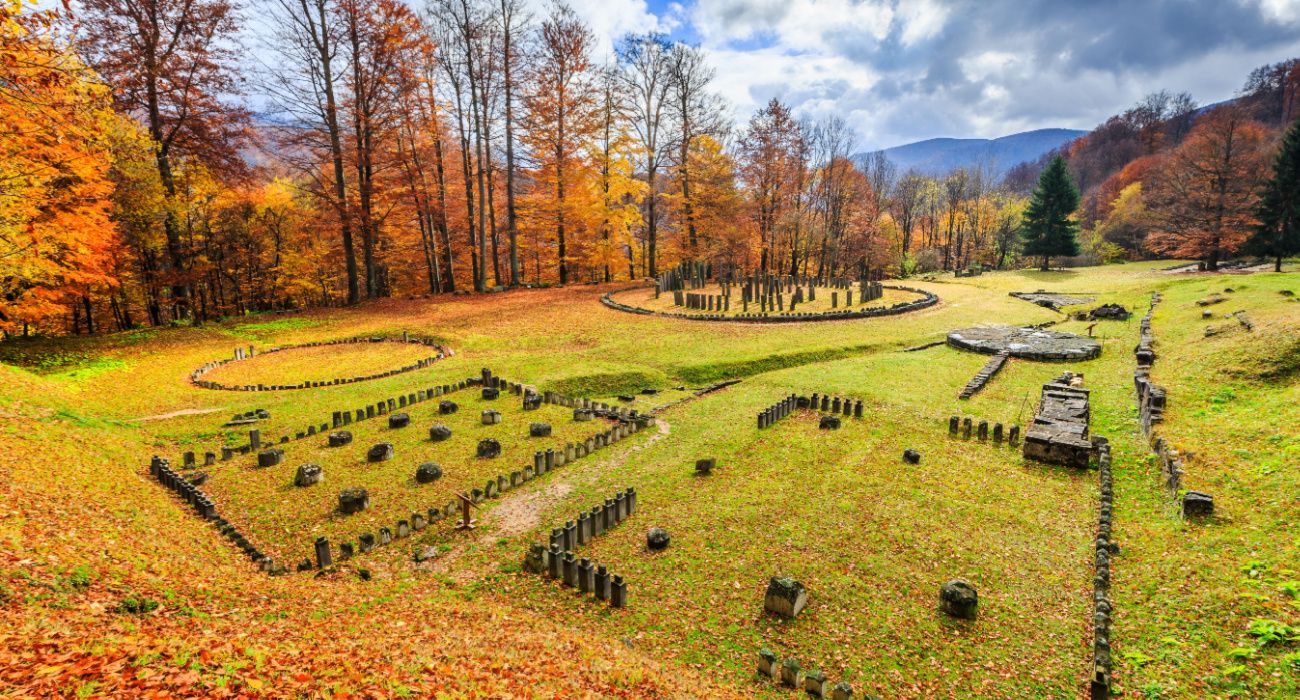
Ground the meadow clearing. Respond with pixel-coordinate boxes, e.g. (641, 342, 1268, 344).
(1, 262, 1297, 698)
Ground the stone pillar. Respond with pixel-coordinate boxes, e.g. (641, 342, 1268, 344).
(615, 491, 627, 522)
(562, 552, 578, 587)
(314, 537, 332, 569)
(547, 545, 562, 579)
(610, 576, 627, 607)
(962, 417, 972, 439)
(594, 565, 610, 600)
(977, 420, 988, 441)
(627, 487, 637, 515)
(854, 400, 864, 418)
(993, 423, 1004, 443)
(563, 520, 576, 551)
(591, 506, 604, 536)
(577, 558, 594, 593)
(249, 430, 261, 449)
(577, 512, 590, 546)
(1009, 425, 1021, 445)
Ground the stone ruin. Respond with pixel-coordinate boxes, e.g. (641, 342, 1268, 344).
(947, 325, 1101, 361)
(189, 334, 451, 392)
(524, 488, 636, 609)
(948, 415, 1019, 446)
(764, 576, 807, 619)
(1023, 373, 1093, 468)
(1009, 290, 1095, 310)
(939, 579, 978, 619)
(476, 438, 502, 458)
(415, 462, 442, 484)
(338, 487, 369, 514)
(757, 648, 863, 700)
(1073, 303, 1131, 321)
(294, 464, 323, 487)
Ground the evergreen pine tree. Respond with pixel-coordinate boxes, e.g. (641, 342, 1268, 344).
(1249, 117, 1300, 272)
(1019, 155, 1082, 271)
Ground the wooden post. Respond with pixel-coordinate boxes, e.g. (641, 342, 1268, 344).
(455, 492, 480, 531)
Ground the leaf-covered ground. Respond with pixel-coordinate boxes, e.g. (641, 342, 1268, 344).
(1, 261, 1297, 698)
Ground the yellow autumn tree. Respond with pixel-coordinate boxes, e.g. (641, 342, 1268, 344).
(1, 1, 122, 333)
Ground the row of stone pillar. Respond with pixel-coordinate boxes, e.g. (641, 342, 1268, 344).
(948, 415, 1019, 445)
(191, 335, 450, 391)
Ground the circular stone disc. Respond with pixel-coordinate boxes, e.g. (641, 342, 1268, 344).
(946, 325, 1101, 361)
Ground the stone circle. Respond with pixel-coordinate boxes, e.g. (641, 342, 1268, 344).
(946, 325, 1101, 361)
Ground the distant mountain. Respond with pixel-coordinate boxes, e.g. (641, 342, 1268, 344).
(859, 128, 1087, 178)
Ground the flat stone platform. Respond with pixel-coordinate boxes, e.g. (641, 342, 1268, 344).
(946, 325, 1100, 361)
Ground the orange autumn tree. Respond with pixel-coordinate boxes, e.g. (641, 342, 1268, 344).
(519, 3, 601, 285)
(1142, 105, 1271, 270)
(0, 2, 121, 334)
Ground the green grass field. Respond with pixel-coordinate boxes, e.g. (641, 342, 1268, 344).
(2, 261, 1297, 698)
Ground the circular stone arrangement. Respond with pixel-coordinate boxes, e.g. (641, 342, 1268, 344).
(946, 325, 1101, 361)
(190, 335, 452, 391)
(601, 284, 938, 323)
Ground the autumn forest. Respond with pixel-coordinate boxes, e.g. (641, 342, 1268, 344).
(4, 0, 1300, 335)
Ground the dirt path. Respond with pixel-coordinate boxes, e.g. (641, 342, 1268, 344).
(426, 419, 673, 582)
(131, 407, 225, 422)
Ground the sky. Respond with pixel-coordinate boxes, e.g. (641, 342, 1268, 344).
(552, 0, 1300, 151)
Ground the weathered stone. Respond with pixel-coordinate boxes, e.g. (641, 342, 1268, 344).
(257, 448, 284, 468)
(818, 415, 841, 430)
(427, 424, 453, 442)
(367, 442, 395, 463)
(1182, 491, 1214, 518)
(695, 457, 715, 475)
(388, 412, 410, 429)
(294, 463, 323, 487)
(765, 576, 807, 619)
(780, 657, 800, 688)
(646, 527, 670, 551)
(482, 387, 500, 400)
(439, 400, 458, 414)
(529, 422, 552, 437)
(415, 462, 443, 484)
(476, 438, 502, 458)
(481, 409, 502, 425)
(804, 669, 828, 697)
(831, 681, 854, 700)
(947, 325, 1101, 361)
(902, 449, 920, 464)
(338, 488, 369, 514)
(939, 579, 978, 619)
(378, 527, 392, 545)
(758, 648, 778, 678)
(413, 545, 438, 563)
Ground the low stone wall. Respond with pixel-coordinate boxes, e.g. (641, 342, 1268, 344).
(150, 456, 273, 570)
(1133, 293, 1212, 518)
(523, 488, 636, 608)
(1090, 438, 1116, 699)
(958, 349, 1011, 399)
(190, 333, 451, 391)
(601, 284, 939, 323)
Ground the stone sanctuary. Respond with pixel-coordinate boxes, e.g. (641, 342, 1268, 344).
(947, 325, 1101, 361)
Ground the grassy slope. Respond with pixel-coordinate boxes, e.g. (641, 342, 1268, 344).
(1, 261, 1296, 698)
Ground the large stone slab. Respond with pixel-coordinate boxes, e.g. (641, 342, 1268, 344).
(947, 325, 1100, 361)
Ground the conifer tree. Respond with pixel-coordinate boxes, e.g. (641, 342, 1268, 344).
(1019, 155, 1081, 271)
(1249, 117, 1300, 271)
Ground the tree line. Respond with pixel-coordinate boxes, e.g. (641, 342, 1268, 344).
(3, 0, 1298, 336)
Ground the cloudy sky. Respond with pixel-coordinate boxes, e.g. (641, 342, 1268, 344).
(557, 0, 1300, 150)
